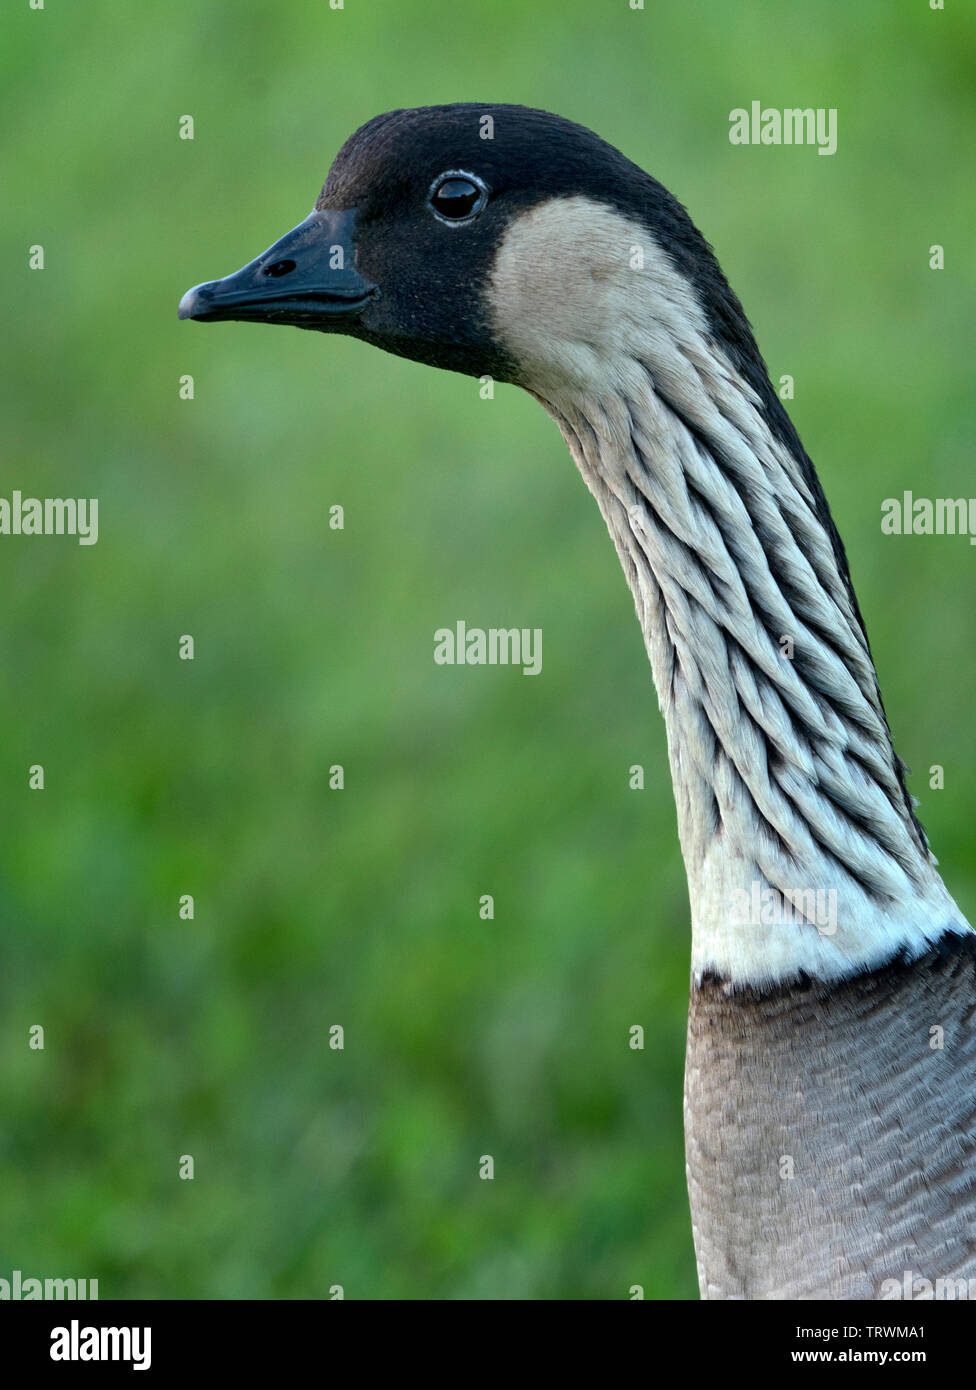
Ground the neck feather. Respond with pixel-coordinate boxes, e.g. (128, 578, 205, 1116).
(488, 192, 969, 985)
(537, 291, 966, 986)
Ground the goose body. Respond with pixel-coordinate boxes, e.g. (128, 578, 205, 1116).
(180, 104, 976, 1299)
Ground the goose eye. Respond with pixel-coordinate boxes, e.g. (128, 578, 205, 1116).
(428, 173, 487, 223)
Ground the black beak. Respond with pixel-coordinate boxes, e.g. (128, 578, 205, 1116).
(178, 208, 378, 327)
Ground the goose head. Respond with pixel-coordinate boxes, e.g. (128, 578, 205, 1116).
(178, 102, 755, 402)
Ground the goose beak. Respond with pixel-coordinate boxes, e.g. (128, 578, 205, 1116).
(178, 208, 378, 327)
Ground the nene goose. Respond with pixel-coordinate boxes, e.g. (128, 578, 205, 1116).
(180, 104, 976, 1300)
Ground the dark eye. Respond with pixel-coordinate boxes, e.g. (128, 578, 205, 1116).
(428, 172, 488, 224)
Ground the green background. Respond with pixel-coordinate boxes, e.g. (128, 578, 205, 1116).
(1, 0, 973, 1299)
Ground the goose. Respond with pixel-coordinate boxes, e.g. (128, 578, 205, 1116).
(179, 104, 976, 1300)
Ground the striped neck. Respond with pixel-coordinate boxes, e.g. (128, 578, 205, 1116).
(487, 191, 968, 986)
(537, 335, 965, 987)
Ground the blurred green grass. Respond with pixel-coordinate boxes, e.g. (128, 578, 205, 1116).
(0, 0, 973, 1298)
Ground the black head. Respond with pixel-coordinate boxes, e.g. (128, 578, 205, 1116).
(179, 103, 764, 389)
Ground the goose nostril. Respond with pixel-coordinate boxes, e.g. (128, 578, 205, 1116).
(263, 259, 296, 278)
